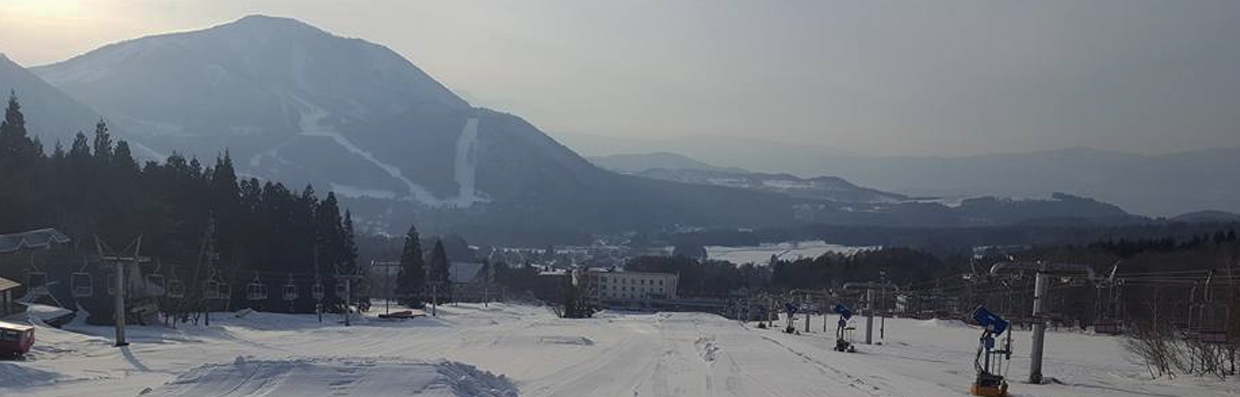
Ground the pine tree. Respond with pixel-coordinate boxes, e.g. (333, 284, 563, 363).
(0, 91, 33, 159)
(92, 118, 112, 161)
(428, 239, 451, 298)
(396, 224, 426, 301)
(341, 210, 358, 275)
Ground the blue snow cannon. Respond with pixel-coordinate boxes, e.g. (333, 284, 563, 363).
(971, 305, 1009, 336)
(833, 304, 853, 321)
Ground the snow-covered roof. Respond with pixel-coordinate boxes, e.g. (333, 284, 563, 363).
(449, 262, 484, 284)
(0, 228, 71, 254)
(0, 276, 19, 291)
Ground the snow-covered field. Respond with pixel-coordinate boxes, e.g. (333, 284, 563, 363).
(706, 241, 875, 265)
(1, 303, 1235, 397)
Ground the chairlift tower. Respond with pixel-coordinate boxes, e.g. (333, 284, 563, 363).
(989, 261, 1095, 384)
(94, 235, 149, 348)
(842, 282, 896, 345)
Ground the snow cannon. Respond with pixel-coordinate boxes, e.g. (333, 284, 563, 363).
(971, 305, 1009, 336)
(833, 304, 856, 352)
(969, 305, 1011, 397)
(834, 304, 853, 320)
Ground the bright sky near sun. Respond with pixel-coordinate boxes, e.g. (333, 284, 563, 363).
(2, 0, 1238, 156)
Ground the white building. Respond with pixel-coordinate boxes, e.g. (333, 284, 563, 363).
(584, 269, 678, 305)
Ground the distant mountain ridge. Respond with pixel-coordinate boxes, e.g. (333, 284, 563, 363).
(590, 152, 748, 174)
(560, 132, 1240, 217)
(589, 152, 907, 204)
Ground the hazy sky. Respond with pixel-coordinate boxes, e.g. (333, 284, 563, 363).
(1, 0, 1238, 156)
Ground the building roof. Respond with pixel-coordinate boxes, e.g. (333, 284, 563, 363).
(0, 320, 34, 332)
(0, 228, 71, 254)
(0, 276, 19, 292)
(449, 262, 485, 284)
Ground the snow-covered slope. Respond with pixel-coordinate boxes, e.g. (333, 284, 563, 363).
(3, 303, 1236, 397)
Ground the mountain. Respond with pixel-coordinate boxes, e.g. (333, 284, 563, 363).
(20, 16, 1146, 241)
(558, 132, 1240, 217)
(589, 152, 747, 174)
(1172, 210, 1240, 224)
(631, 168, 908, 204)
(0, 53, 103, 148)
(27, 16, 796, 239)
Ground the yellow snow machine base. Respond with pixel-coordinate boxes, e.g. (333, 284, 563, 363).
(970, 372, 1008, 397)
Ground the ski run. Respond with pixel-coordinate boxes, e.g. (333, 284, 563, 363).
(2, 303, 1237, 397)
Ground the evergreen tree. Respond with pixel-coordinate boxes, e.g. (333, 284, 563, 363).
(341, 210, 358, 275)
(428, 239, 451, 297)
(92, 119, 112, 161)
(0, 90, 35, 159)
(396, 224, 426, 300)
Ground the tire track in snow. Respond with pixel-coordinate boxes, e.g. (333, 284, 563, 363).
(757, 333, 886, 397)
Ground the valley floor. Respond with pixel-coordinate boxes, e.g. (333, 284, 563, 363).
(1, 303, 1236, 397)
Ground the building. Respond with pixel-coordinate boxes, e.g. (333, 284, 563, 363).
(584, 269, 678, 306)
(448, 262, 491, 302)
(0, 277, 20, 317)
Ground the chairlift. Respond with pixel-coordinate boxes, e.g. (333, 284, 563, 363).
(282, 275, 298, 301)
(335, 280, 348, 297)
(167, 277, 186, 299)
(217, 282, 232, 300)
(204, 279, 221, 300)
(70, 272, 94, 298)
(311, 281, 325, 301)
(27, 271, 48, 294)
(246, 274, 268, 301)
(146, 260, 167, 297)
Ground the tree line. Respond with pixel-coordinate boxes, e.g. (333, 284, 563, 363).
(0, 92, 358, 312)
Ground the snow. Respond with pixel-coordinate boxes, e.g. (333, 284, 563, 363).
(144, 357, 516, 397)
(1, 304, 1236, 397)
(446, 117, 488, 208)
(290, 96, 486, 208)
(329, 182, 399, 200)
(706, 240, 875, 265)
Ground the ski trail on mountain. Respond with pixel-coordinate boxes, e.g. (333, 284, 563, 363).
(288, 96, 486, 208)
(449, 117, 486, 208)
(291, 97, 445, 206)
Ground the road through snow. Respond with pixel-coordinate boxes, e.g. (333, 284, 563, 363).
(2, 304, 1236, 397)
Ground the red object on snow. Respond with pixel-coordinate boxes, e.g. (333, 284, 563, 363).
(0, 321, 34, 357)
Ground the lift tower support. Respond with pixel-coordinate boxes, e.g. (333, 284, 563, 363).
(989, 261, 1095, 384)
(842, 282, 896, 345)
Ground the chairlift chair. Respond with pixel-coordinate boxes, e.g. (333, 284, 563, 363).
(282, 275, 298, 301)
(204, 279, 221, 300)
(217, 282, 232, 300)
(106, 274, 117, 296)
(335, 280, 348, 297)
(311, 281, 325, 301)
(146, 273, 166, 297)
(27, 271, 48, 295)
(167, 278, 186, 299)
(246, 279, 268, 301)
(70, 272, 94, 298)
